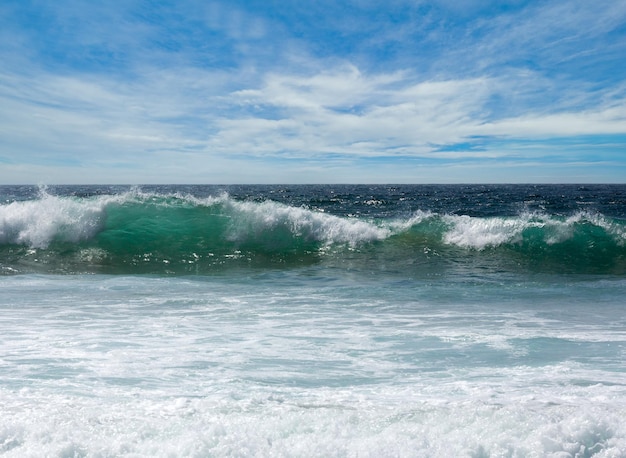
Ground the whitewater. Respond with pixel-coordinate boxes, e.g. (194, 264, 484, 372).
(1, 184, 625, 457)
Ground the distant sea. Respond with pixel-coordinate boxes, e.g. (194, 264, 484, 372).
(1, 184, 625, 456)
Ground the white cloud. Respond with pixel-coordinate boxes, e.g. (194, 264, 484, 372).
(2, 60, 625, 182)
(0, 66, 237, 162)
(214, 66, 626, 159)
(480, 107, 626, 138)
(1, 0, 625, 183)
(215, 68, 492, 156)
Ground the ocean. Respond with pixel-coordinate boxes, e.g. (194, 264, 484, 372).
(1, 184, 625, 457)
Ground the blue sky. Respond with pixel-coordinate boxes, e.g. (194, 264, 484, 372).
(1, 0, 625, 184)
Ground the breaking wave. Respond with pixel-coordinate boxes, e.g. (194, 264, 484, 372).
(1, 189, 625, 275)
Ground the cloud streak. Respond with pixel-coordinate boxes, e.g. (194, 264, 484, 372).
(0, 0, 625, 183)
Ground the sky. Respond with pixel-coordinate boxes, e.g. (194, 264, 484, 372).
(1, 0, 625, 184)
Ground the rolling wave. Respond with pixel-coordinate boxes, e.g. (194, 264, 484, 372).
(1, 189, 625, 275)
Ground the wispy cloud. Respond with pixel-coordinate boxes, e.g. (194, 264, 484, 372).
(0, 0, 625, 183)
(210, 64, 626, 157)
(214, 67, 490, 155)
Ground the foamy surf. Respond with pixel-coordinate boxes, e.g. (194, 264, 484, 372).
(1, 274, 625, 457)
(441, 210, 626, 249)
(0, 191, 106, 248)
(2, 184, 626, 456)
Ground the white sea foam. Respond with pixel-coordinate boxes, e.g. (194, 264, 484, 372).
(1, 275, 625, 457)
(0, 191, 111, 248)
(386, 209, 434, 233)
(2, 383, 625, 457)
(441, 211, 622, 249)
(224, 198, 391, 246)
(442, 214, 530, 249)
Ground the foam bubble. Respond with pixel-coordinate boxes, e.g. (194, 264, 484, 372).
(225, 199, 391, 247)
(386, 209, 434, 233)
(0, 192, 107, 248)
(1, 274, 625, 456)
(442, 214, 535, 249)
(1, 383, 625, 457)
(440, 211, 625, 250)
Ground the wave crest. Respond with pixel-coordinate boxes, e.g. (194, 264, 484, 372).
(0, 191, 108, 248)
(224, 199, 390, 247)
(441, 211, 626, 250)
(1, 190, 625, 274)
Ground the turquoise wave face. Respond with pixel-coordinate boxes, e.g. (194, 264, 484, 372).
(1, 190, 625, 275)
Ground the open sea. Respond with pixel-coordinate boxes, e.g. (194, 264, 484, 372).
(1, 184, 625, 457)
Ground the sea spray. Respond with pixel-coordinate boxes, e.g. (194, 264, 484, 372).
(0, 191, 106, 248)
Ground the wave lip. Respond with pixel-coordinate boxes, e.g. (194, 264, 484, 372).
(224, 198, 391, 248)
(0, 192, 108, 249)
(441, 211, 626, 250)
(442, 214, 533, 249)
